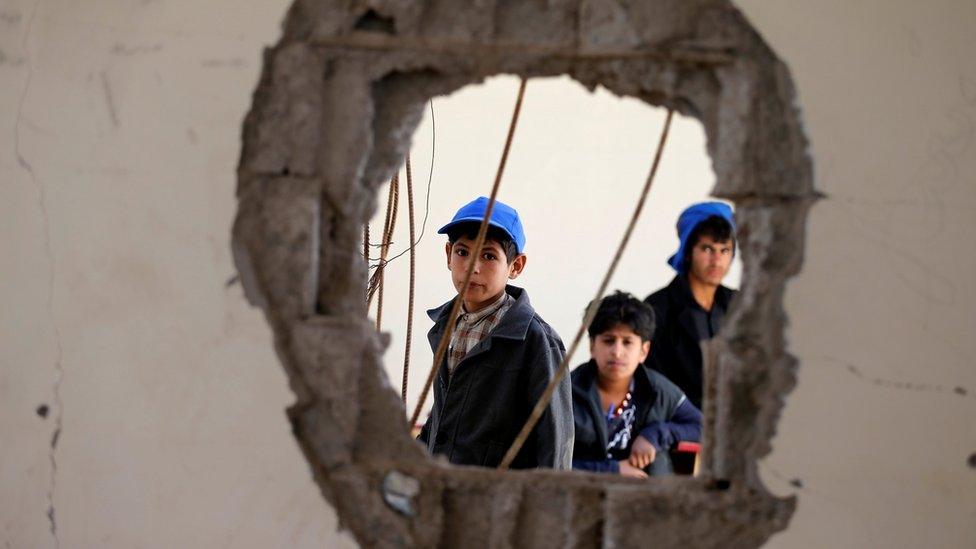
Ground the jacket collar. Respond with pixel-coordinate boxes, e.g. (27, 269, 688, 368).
(572, 359, 659, 402)
(571, 359, 660, 446)
(668, 274, 733, 312)
(426, 285, 534, 341)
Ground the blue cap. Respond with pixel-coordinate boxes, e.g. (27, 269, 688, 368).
(438, 196, 526, 254)
(667, 201, 736, 273)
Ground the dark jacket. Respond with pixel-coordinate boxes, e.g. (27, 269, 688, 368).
(418, 285, 574, 470)
(570, 360, 701, 475)
(644, 275, 736, 409)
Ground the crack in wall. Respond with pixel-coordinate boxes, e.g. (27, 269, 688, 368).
(823, 355, 973, 399)
(100, 70, 119, 129)
(13, 1, 62, 545)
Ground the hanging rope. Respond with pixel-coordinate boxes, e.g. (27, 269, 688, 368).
(366, 99, 437, 267)
(363, 224, 370, 261)
(366, 172, 399, 307)
(401, 155, 416, 404)
(409, 78, 528, 429)
(498, 109, 675, 470)
(369, 171, 399, 330)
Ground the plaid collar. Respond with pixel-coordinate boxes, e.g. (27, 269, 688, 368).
(447, 292, 513, 374)
(428, 285, 536, 343)
(459, 291, 509, 323)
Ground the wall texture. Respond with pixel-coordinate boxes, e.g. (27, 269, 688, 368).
(741, 1, 976, 547)
(0, 0, 355, 546)
(1, 0, 973, 548)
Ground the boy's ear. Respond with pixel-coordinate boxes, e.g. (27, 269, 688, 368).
(508, 253, 527, 279)
(640, 340, 651, 362)
(444, 242, 452, 268)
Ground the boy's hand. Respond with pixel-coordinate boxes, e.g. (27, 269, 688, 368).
(618, 460, 649, 479)
(628, 435, 657, 469)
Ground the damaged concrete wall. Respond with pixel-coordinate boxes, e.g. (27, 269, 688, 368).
(1, 0, 974, 548)
(232, 1, 811, 547)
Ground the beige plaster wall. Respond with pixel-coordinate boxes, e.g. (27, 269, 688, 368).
(738, 1, 976, 547)
(1, 0, 973, 548)
(0, 0, 355, 546)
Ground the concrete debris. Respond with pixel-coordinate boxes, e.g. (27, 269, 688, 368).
(381, 470, 421, 517)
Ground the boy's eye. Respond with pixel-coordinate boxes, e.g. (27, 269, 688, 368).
(455, 248, 468, 257)
(482, 253, 497, 261)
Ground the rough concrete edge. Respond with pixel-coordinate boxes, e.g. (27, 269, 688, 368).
(231, 0, 817, 547)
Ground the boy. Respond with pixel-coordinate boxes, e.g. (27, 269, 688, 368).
(571, 291, 702, 477)
(644, 202, 737, 409)
(417, 196, 574, 469)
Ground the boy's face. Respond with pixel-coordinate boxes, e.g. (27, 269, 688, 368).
(445, 236, 525, 312)
(688, 234, 734, 287)
(590, 324, 651, 384)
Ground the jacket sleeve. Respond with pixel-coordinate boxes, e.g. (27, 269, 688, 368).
(644, 293, 670, 376)
(524, 324, 574, 470)
(417, 416, 431, 445)
(638, 398, 702, 450)
(573, 458, 620, 473)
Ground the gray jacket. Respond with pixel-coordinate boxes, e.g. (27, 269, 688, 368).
(418, 285, 574, 470)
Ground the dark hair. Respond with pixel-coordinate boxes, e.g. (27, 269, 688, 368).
(586, 291, 656, 342)
(682, 215, 735, 270)
(446, 222, 520, 264)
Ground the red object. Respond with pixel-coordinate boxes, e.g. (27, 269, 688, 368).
(670, 441, 701, 475)
(674, 441, 701, 454)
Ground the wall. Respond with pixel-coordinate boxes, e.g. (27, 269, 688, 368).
(0, 0, 355, 546)
(1, 0, 973, 547)
(738, 1, 976, 547)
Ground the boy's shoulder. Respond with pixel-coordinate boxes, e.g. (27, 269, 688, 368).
(507, 287, 564, 351)
(639, 365, 686, 410)
(480, 287, 567, 370)
(569, 360, 596, 386)
(645, 275, 682, 310)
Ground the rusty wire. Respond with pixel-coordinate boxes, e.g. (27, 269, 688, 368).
(368, 171, 399, 329)
(408, 78, 528, 429)
(401, 155, 416, 404)
(364, 100, 436, 268)
(498, 109, 675, 470)
(362, 224, 370, 261)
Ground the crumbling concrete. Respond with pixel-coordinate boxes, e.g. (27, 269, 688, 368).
(232, 1, 816, 547)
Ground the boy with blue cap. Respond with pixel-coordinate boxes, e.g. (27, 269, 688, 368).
(417, 196, 574, 469)
(643, 202, 737, 409)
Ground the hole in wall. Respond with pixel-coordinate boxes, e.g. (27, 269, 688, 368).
(366, 75, 740, 448)
(233, 1, 816, 545)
